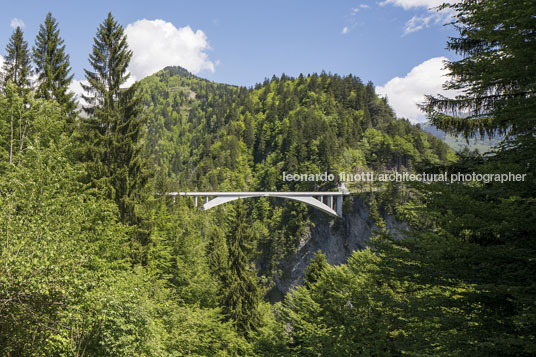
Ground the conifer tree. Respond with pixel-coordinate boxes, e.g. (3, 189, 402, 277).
(304, 250, 328, 288)
(221, 200, 261, 337)
(79, 13, 148, 230)
(33, 12, 76, 115)
(2, 29, 32, 167)
(422, 0, 536, 139)
(2, 27, 32, 92)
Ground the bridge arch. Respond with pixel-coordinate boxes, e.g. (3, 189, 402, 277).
(170, 192, 347, 217)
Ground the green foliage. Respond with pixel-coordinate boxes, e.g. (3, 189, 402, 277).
(252, 302, 291, 356)
(219, 200, 262, 337)
(0, 84, 56, 167)
(281, 249, 399, 356)
(375, 230, 536, 355)
(0, 87, 251, 356)
(281, 231, 536, 355)
(279, 2, 536, 356)
(139, 66, 452, 191)
(62, 268, 250, 356)
(0, 105, 130, 354)
(148, 201, 220, 307)
(82, 12, 132, 115)
(0, 14, 256, 355)
(304, 250, 328, 287)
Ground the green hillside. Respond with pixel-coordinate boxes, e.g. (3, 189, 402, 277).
(139, 66, 455, 192)
(136, 66, 456, 292)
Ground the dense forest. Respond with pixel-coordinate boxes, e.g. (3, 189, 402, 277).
(140, 65, 453, 191)
(1, 0, 535, 355)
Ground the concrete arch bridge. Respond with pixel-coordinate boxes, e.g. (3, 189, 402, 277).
(169, 191, 350, 217)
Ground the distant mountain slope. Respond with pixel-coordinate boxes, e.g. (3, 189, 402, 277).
(138, 66, 455, 192)
(419, 122, 502, 153)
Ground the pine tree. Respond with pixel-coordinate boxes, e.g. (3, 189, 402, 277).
(421, 0, 536, 139)
(2, 27, 32, 92)
(78, 13, 148, 230)
(33, 12, 76, 116)
(220, 200, 261, 337)
(82, 12, 132, 117)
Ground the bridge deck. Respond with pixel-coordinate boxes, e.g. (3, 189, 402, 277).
(170, 191, 349, 217)
(170, 192, 348, 196)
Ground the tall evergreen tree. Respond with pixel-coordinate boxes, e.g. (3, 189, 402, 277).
(220, 200, 261, 337)
(78, 13, 148, 232)
(2, 27, 32, 92)
(390, 1, 536, 354)
(2, 28, 33, 166)
(33, 12, 76, 115)
(422, 0, 536, 139)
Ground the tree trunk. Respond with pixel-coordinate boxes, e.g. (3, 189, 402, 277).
(9, 110, 13, 165)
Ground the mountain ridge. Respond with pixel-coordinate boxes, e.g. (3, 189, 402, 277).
(139, 66, 455, 189)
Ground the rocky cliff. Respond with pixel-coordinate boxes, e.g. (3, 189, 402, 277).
(268, 194, 408, 300)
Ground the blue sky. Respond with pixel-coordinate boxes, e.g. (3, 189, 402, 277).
(0, 0, 459, 122)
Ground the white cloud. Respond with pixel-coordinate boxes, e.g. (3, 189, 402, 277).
(124, 19, 215, 81)
(376, 57, 457, 123)
(70, 76, 133, 107)
(68, 79, 86, 98)
(380, 0, 446, 10)
(10, 18, 25, 29)
(403, 12, 448, 35)
(381, 0, 458, 34)
(68, 79, 89, 107)
(343, 4, 368, 35)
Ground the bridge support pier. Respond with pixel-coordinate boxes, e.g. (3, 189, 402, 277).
(336, 196, 343, 216)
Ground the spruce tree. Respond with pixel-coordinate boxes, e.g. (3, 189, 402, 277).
(2, 28, 32, 167)
(421, 0, 536, 139)
(2, 27, 32, 92)
(221, 200, 261, 337)
(79, 13, 148, 231)
(304, 250, 328, 288)
(404, 1, 536, 353)
(33, 12, 76, 115)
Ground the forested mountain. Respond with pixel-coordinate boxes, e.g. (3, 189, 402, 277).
(139, 66, 453, 192)
(137, 67, 454, 300)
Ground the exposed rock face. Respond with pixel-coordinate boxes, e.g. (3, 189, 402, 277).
(269, 194, 408, 300)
